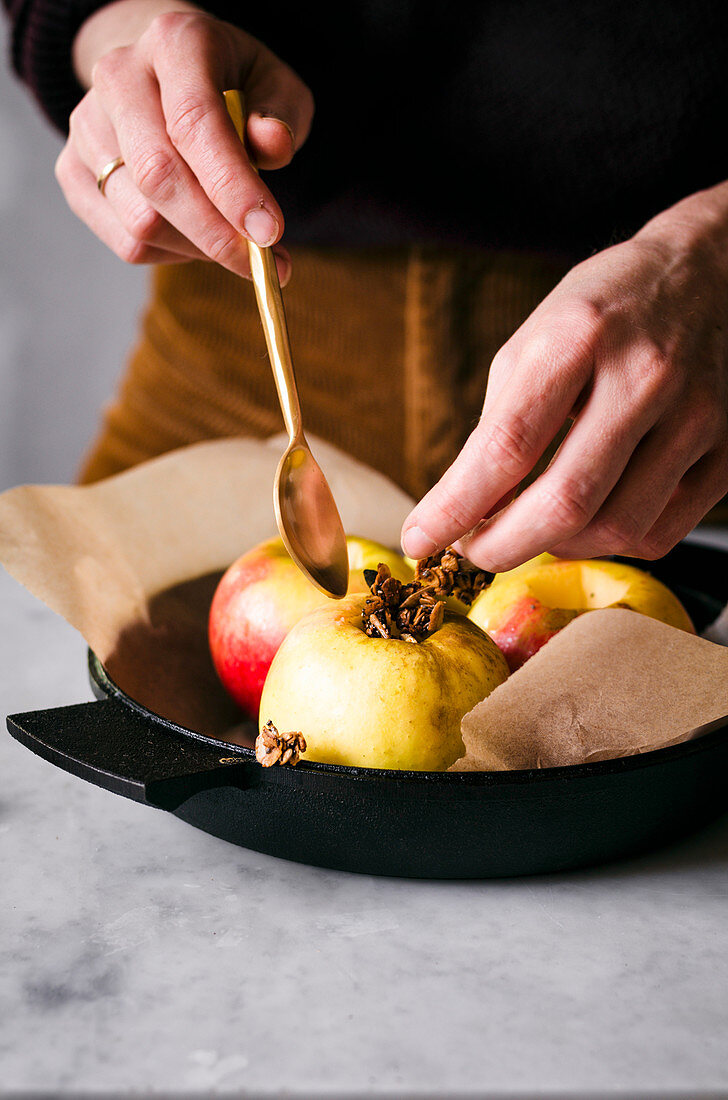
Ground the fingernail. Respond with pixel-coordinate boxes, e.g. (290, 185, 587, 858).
(260, 115, 296, 149)
(244, 206, 279, 247)
(401, 525, 439, 559)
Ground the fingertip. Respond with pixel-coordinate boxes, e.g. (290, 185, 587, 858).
(274, 247, 291, 286)
(401, 524, 440, 560)
(246, 113, 296, 169)
(258, 114, 296, 148)
(243, 205, 281, 247)
(277, 258, 292, 287)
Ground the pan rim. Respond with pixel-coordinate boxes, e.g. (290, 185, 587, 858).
(88, 648, 728, 787)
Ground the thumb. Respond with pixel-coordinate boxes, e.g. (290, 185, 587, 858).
(243, 49, 314, 170)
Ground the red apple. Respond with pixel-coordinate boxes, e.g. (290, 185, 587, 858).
(209, 535, 413, 716)
(468, 557, 694, 672)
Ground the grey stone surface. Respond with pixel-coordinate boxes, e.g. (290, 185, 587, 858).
(0, 22, 146, 491)
(3, 21, 728, 1097)
(2, 558, 728, 1097)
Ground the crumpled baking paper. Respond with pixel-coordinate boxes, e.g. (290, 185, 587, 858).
(452, 608, 728, 771)
(0, 434, 413, 742)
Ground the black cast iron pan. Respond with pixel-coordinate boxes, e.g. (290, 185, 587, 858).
(7, 541, 728, 879)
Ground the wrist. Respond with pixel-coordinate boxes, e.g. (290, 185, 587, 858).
(72, 0, 203, 87)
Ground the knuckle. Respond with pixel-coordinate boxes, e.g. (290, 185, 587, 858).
(589, 513, 645, 555)
(536, 472, 598, 535)
(574, 296, 605, 333)
(166, 97, 214, 146)
(117, 235, 153, 265)
(633, 530, 674, 560)
(687, 390, 723, 439)
(634, 350, 675, 404)
(148, 9, 189, 36)
(67, 103, 83, 138)
(482, 414, 540, 477)
(203, 229, 243, 266)
(206, 163, 241, 207)
(431, 495, 478, 534)
(90, 46, 127, 90)
(558, 298, 605, 350)
(489, 342, 517, 380)
(516, 330, 557, 371)
(519, 325, 594, 386)
(552, 299, 603, 358)
(54, 147, 69, 185)
(144, 9, 209, 49)
(126, 201, 163, 244)
(133, 146, 179, 200)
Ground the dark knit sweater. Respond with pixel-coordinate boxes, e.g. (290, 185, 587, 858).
(5, 0, 728, 255)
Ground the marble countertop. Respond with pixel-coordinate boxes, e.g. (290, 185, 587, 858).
(3, 546, 728, 1098)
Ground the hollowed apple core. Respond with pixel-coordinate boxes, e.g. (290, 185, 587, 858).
(525, 563, 631, 610)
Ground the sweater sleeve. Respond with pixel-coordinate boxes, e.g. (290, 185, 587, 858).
(3, 0, 115, 131)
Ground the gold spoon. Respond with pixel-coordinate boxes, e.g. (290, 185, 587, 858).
(224, 90, 349, 598)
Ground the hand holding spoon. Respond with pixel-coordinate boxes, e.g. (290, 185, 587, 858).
(224, 90, 349, 598)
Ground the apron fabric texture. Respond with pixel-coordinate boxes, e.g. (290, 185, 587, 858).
(76, 246, 728, 525)
(77, 247, 570, 499)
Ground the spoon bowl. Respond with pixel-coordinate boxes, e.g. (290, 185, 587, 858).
(276, 442, 349, 597)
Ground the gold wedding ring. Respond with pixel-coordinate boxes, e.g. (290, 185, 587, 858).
(96, 156, 125, 195)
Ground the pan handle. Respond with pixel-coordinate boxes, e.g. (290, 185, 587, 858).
(6, 699, 258, 811)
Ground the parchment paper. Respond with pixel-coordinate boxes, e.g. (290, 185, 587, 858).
(0, 434, 414, 743)
(453, 608, 728, 771)
(2, 439, 727, 766)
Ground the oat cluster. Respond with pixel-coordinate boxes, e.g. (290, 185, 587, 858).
(361, 547, 493, 643)
(414, 547, 493, 607)
(255, 720, 306, 767)
(361, 562, 445, 643)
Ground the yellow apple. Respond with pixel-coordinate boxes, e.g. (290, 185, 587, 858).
(487, 552, 557, 586)
(468, 557, 694, 671)
(209, 535, 412, 716)
(346, 538, 413, 585)
(259, 595, 509, 771)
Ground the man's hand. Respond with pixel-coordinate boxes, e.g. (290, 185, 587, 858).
(402, 185, 728, 570)
(55, 0, 314, 283)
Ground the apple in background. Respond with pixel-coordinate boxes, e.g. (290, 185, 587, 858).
(468, 557, 694, 672)
(487, 551, 557, 586)
(259, 595, 509, 770)
(209, 535, 413, 716)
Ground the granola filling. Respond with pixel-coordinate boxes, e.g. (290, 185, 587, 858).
(414, 547, 494, 607)
(361, 547, 493, 644)
(255, 720, 306, 767)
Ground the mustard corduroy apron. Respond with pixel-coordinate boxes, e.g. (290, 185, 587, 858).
(78, 246, 571, 500)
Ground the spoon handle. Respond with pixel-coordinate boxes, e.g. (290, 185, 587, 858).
(224, 89, 302, 442)
(247, 244, 302, 441)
